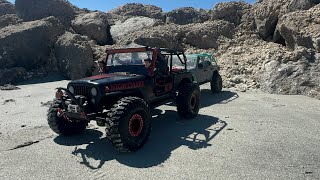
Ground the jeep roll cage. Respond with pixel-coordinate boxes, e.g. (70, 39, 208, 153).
(105, 46, 188, 72)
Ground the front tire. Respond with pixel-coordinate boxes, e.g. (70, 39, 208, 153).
(47, 99, 87, 136)
(106, 97, 151, 152)
(211, 72, 222, 93)
(177, 83, 200, 119)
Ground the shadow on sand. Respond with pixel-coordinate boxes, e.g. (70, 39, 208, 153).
(200, 89, 239, 108)
(166, 89, 239, 109)
(53, 88, 238, 169)
(54, 111, 226, 169)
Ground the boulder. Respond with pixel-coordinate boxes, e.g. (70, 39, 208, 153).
(275, 4, 320, 52)
(72, 11, 113, 45)
(116, 20, 234, 49)
(116, 24, 188, 49)
(236, 10, 257, 32)
(103, 13, 126, 25)
(252, 0, 287, 39)
(108, 3, 164, 20)
(0, 14, 23, 29)
(0, 0, 15, 16)
(184, 20, 234, 49)
(252, 0, 319, 40)
(288, 0, 319, 11)
(0, 67, 26, 85)
(111, 16, 161, 40)
(54, 32, 94, 79)
(211, 1, 252, 26)
(116, 25, 179, 49)
(0, 17, 65, 69)
(15, 0, 81, 26)
(165, 7, 210, 25)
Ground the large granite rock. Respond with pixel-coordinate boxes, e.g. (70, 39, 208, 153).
(165, 7, 210, 25)
(211, 1, 252, 26)
(252, 0, 287, 39)
(111, 16, 161, 40)
(184, 20, 234, 49)
(108, 3, 164, 20)
(275, 4, 320, 52)
(54, 32, 94, 79)
(15, 0, 81, 26)
(0, 0, 15, 16)
(252, 0, 319, 39)
(0, 67, 26, 85)
(0, 14, 23, 29)
(0, 17, 64, 69)
(116, 20, 234, 49)
(72, 11, 113, 45)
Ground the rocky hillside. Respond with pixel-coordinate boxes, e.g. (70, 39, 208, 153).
(0, 0, 319, 99)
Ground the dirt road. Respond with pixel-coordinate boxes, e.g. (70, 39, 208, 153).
(0, 79, 319, 180)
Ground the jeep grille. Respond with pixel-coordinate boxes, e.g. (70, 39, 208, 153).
(73, 85, 91, 97)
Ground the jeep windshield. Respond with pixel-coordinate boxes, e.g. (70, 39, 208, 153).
(107, 51, 153, 66)
(172, 55, 197, 69)
(106, 51, 153, 75)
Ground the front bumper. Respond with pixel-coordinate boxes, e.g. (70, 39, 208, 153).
(56, 87, 91, 121)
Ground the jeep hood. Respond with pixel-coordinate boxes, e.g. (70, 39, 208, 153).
(69, 73, 146, 86)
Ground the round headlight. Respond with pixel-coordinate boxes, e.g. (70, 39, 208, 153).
(68, 86, 74, 94)
(91, 87, 98, 96)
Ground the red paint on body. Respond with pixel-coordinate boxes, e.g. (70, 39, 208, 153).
(105, 81, 145, 92)
(86, 74, 114, 80)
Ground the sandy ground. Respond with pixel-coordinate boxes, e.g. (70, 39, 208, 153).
(0, 77, 320, 180)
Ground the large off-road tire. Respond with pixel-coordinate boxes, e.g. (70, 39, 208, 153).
(47, 99, 87, 136)
(106, 97, 151, 152)
(211, 72, 222, 93)
(177, 83, 200, 119)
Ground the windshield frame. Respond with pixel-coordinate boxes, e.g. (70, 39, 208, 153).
(106, 51, 153, 66)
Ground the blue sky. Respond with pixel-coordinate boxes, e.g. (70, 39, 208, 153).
(8, 0, 256, 12)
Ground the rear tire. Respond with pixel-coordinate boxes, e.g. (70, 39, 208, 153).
(47, 99, 87, 136)
(177, 83, 200, 119)
(211, 72, 222, 93)
(106, 97, 151, 152)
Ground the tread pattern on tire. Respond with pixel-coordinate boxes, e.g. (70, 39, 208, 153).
(47, 99, 87, 136)
(211, 72, 222, 93)
(106, 96, 151, 152)
(176, 83, 200, 119)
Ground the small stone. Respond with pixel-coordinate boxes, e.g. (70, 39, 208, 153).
(3, 99, 15, 105)
(230, 76, 242, 84)
(0, 84, 20, 90)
